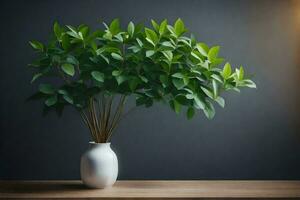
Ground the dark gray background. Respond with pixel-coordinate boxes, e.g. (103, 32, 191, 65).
(1, 0, 300, 180)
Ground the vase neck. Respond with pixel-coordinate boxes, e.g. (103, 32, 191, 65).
(89, 142, 111, 149)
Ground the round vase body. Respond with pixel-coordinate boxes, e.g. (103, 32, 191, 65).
(80, 142, 118, 188)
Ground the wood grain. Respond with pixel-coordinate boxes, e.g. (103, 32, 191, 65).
(0, 180, 300, 199)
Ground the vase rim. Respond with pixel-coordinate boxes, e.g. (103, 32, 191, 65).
(89, 141, 111, 144)
(89, 141, 111, 146)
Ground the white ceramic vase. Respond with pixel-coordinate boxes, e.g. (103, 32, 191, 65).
(80, 142, 118, 188)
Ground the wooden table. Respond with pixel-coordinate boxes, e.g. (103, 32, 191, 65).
(1, 181, 300, 199)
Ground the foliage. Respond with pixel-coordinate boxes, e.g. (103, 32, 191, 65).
(28, 18, 256, 141)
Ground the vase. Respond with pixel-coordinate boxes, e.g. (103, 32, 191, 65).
(80, 142, 118, 188)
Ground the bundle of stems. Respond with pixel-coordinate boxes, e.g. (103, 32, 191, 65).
(79, 94, 126, 143)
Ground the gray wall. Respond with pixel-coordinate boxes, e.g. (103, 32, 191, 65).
(1, 0, 300, 180)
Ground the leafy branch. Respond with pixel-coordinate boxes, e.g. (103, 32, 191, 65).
(28, 18, 256, 142)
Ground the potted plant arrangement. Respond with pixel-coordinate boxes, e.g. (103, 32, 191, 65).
(28, 18, 256, 188)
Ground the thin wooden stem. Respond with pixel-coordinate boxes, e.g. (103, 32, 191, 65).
(79, 94, 127, 143)
(105, 96, 113, 132)
(80, 110, 97, 142)
(107, 95, 126, 140)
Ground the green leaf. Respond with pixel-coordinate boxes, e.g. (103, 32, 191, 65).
(63, 94, 74, 104)
(172, 78, 185, 90)
(51, 55, 60, 64)
(112, 70, 122, 76)
(174, 100, 181, 114)
(111, 52, 123, 61)
(114, 33, 123, 42)
(96, 47, 106, 55)
(100, 54, 110, 64)
(53, 21, 62, 39)
(78, 32, 84, 40)
(109, 18, 120, 35)
(162, 51, 173, 62)
(66, 31, 80, 39)
(139, 75, 148, 83)
(45, 95, 57, 106)
(183, 76, 189, 85)
(212, 58, 224, 66)
(116, 75, 127, 85)
(61, 34, 71, 50)
(31, 73, 42, 83)
(203, 101, 215, 119)
(211, 74, 223, 83)
(201, 86, 214, 99)
(199, 60, 209, 69)
(170, 99, 181, 114)
(103, 32, 112, 40)
(27, 19, 256, 120)
(139, 96, 153, 107)
(146, 50, 155, 57)
(208, 46, 220, 62)
(174, 18, 185, 36)
(61, 63, 75, 76)
(66, 25, 81, 39)
(66, 56, 79, 65)
(136, 96, 144, 106)
(167, 25, 176, 36)
(136, 38, 143, 47)
(160, 75, 169, 87)
(79, 25, 89, 38)
(151, 19, 160, 32)
(178, 37, 190, 47)
(172, 72, 184, 78)
(129, 78, 139, 91)
(215, 96, 225, 108)
(175, 94, 189, 105)
(128, 45, 140, 53)
(127, 21, 135, 37)
(243, 79, 256, 88)
(222, 62, 232, 79)
(29, 41, 44, 51)
(39, 84, 55, 94)
(58, 89, 68, 95)
(212, 79, 218, 98)
(102, 22, 109, 29)
(191, 51, 203, 62)
(136, 96, 150, 107)
(66, 25, 77, 34)
(90, 41, 97, 52)
(161, 41, 175, 49)
(186, 93, 194, 99)
(159, 19, 168, 35)
(194, 95, 205, 109)
(187, 107, 195, 119)
(196, 43, 209, 56)
(145, 28, 158, 45)
(91, 71, 104, 82)
(238, 66, 244, 80)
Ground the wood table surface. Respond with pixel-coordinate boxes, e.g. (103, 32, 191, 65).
(0, 180, 300, 199)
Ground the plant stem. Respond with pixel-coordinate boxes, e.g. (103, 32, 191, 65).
(79, 94, 127, 143)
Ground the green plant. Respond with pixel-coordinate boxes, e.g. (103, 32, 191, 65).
(28, 18, 256, 143)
